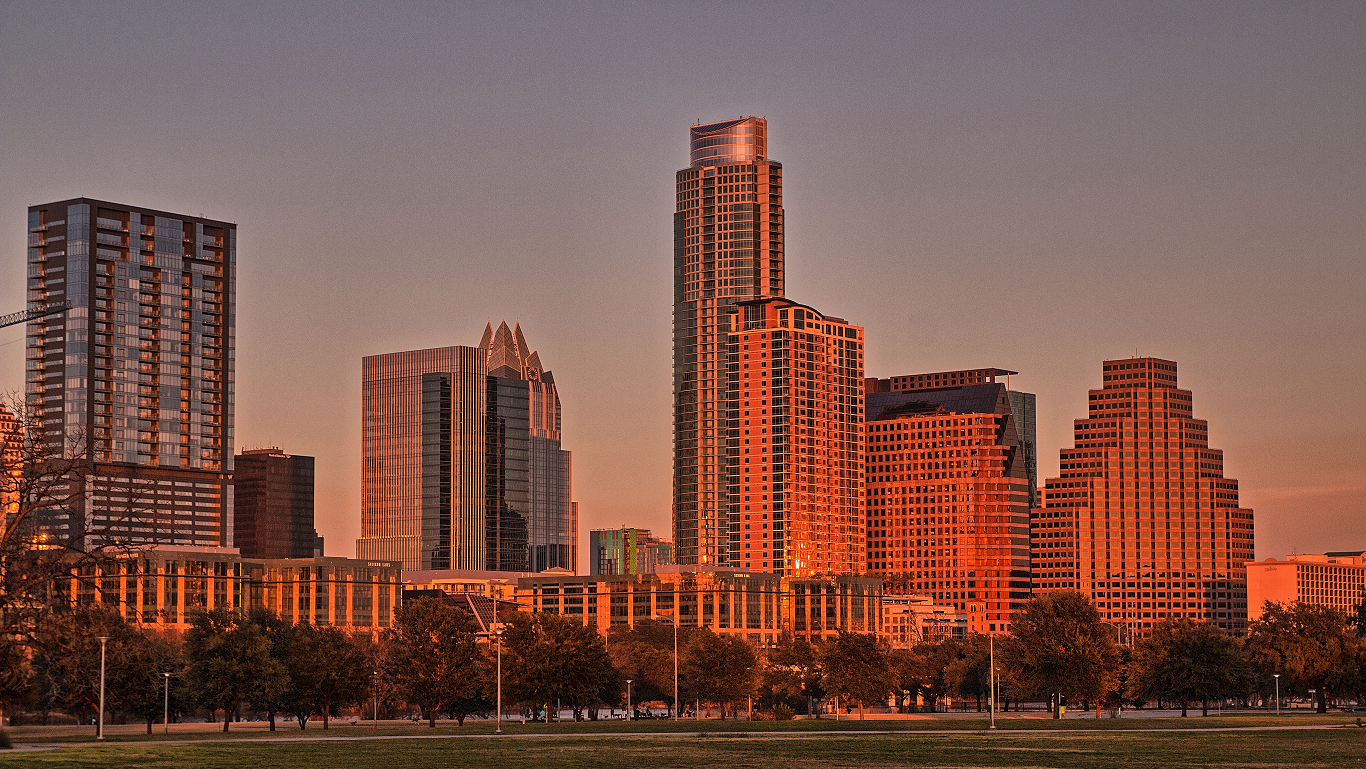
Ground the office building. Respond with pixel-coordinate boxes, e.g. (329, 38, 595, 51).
(589, 527, 675, 575)
(481, 321, 576, 573)
(1245, 551, 1365, 621)
(356, 322, 575, 573)
(673, 117, 785, 568)
(1034, 358, 1256, 635)
(517, 567, 882, 644)
(232, 448, 321, 559)
(727, 297, 864, 576)
(864, 371, 1034, 634)
(25, 199, 234, 548)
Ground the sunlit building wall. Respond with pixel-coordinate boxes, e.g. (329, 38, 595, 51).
(1033, 358, 1256, 636)
(725, 297, 864, 576)
(863, 374, 1034, 634)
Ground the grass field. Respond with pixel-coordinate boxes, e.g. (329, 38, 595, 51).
(5, 715, 1364, 768)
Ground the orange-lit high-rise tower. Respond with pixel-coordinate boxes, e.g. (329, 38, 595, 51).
(674, 118, 784, 567)
(863, 370, 1034, 634)
(726, 298, 864, 575)
(1034, 358, 1256, 636)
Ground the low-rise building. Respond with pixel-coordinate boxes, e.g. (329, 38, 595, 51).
(514, 567, 881, 644)
(57, 546, 402, 633)
(589, 527, 675, 575)
(1245, 551, 1366, 621)
(881, 595, 967, 648)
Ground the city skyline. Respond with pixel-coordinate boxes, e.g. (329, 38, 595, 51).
(2, 3, 1363, 569)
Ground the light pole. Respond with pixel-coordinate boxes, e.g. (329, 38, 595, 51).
(96, 636, 109, 740)
(673, 618, 678, 721)
(626, 679, 633, 720)
(494, 624, 504, 734)
(1273, 674, 1280, 716)
(989, 634, 996, 730)
(163, 672, 171, 734)
(373, 670, 380, 730)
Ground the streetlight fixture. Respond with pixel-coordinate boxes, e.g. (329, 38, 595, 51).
(626, 679, 633, 721)
(162, 672, 172, 734)
(493, 624, 505, 734)
(989, 634, 996, 730)
(1273, 673, 1280, 716)
(96, 636, 109, 740)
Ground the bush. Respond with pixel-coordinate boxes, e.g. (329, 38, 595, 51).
(0, 728, 11, 749)
(773, 703, 796, 721)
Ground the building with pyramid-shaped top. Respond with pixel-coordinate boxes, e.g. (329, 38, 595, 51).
(356, 322, 576, 573)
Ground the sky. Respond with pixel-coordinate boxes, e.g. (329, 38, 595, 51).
(1, 1, 1363, 568)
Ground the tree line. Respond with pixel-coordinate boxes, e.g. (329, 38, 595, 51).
(4, 591, 1364, 730)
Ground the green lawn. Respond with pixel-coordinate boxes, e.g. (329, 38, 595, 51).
(4, 717, 1365, 769)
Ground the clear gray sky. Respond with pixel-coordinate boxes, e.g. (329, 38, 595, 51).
(2, 1, 1362, 567)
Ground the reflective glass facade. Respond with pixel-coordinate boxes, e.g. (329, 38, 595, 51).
(358, 322, 575, 574)
(359, 346, 486, 570)
(674, 117, 784, 567)
(25, 199, 235, 548)
(233, 448, 318, 559)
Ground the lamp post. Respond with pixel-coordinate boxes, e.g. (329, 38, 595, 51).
(163, 672, 171, 734)
(626, 679, 633, 720)
(494, 624, 504, 734)
(373, 670, 380, 730)
(1273, 674, 1280, 716)
(96, 636, 109, 740)
(989, 634, 996, 730)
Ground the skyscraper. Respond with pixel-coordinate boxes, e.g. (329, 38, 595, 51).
(1033, 358, 1256, 635)
(233, 448, 320, 559)
(863, 370, 1034, 634)
(25, 199, 235, 548)
(674, 117, 785, 567)
(356, 322, 575, 573)
(727, 297, 865, 576)
(480, 321, 575, 573)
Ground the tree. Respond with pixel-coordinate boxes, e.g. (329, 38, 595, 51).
(309, 626, 370, 729)
(1127, 618, 1244, 716)
(1005, 591, 1121, 718)
(503, 612, 617, 722)
(184, 609, 286, 731)
(764, 634, 824, 715)
(383, 597, 486, 727)
(1246, 601, 1353, 713)
(820, 632, 893, 719)
(606, 620, 682, 713)
(886, 648, 925, 713)
(945, 635, 993, 713)
(680, 629, 757, 719)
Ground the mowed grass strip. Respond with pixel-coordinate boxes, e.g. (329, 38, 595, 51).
(7, 713, 1361, 744)
(4, 728, 1365, 769)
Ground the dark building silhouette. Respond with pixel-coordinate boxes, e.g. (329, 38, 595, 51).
(233, 448, 319, 559)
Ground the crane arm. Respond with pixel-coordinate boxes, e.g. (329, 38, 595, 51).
(0, 301, 71, 330)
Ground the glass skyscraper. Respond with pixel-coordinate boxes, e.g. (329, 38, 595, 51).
(24, 198, 235, 548)
(673, 117, 784, 567)
(357, 322, 575, 573)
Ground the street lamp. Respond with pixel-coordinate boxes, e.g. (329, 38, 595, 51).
(96, 637, 109, 740)
(989, 634, 996, 730)
(1273, 673, 1280, 716)
(162, 672, 171, 734)
(626, 679, 633, 720)
(494, 624, 505, 734)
